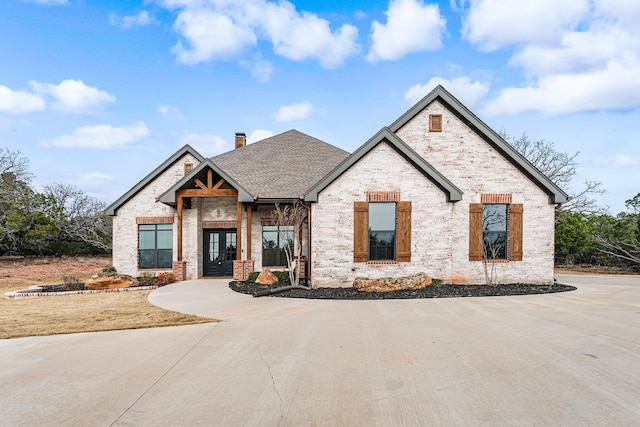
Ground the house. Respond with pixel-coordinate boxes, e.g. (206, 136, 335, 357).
(106, 86, 567, 286)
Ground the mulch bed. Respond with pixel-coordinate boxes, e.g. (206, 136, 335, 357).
(229, 281, 577, 300)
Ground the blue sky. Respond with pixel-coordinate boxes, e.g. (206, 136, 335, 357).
(1, 0, 638, 213)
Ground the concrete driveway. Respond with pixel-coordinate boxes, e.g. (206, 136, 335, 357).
(1, 274, 639, 426)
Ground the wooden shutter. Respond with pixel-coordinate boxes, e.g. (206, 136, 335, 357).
(354, 202, 368, 262)
(509, 204, 523, 261)
(396, 201, 411, 262)
(469, 203, 483, 261)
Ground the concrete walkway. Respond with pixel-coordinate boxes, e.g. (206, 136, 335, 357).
(1, 275, 639, 426)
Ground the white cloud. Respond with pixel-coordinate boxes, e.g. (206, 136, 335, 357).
(179, 132, 230, 156)
(594, 154, 640, 168)
(242, 59, 274, 83)
(40, 122, 149, 149)
(171, 9, 257, 63)
(366, 0, 446, 62)
(158, 105, 184, 120)
(274, 101, 314, 122)
(160, 0, 359, 68)
(483, 59, 640, 115)
(404, 76, 489, 107)
(255, 1, 359, 68)
(29, 79, 115, 114)
(461, 0, 640, 115)
(247, 129, 273, 143)
(0, 85, 46, 114)
(461, 0, 589, 51)
(109, 11, 157, 29)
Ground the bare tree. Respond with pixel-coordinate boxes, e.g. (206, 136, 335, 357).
(42, 183, 111, 256)
(593, 192, 640, 268)
(501, 131, 605, 213)
(0, 148, 34, 254)
(270, 200, 309, 288)
(481, 206, 506, 286)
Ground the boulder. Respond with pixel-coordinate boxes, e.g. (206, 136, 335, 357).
(256, 268, 279, 285)
(353, 273, 432, 293)
(85, 275, 139, 290)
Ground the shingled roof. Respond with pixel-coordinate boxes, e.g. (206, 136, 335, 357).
(212, 129, 350, 201)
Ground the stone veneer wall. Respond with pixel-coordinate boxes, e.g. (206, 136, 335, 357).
(310, 101, 555, 286)
(111, 153, 200, 278)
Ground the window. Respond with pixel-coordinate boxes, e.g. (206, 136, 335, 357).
(139, 224, 173, 268)
(184, 162, 194, 175)
(369, 203, 396, 261)
(429, 114, 443, 132)
(262, 225, 294, 266)
(483, 204, 507, 260)
(469, 202, 523, 262)
(354, 200, 411, 263)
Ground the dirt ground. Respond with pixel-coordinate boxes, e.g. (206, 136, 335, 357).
(0, 257, 215, 340)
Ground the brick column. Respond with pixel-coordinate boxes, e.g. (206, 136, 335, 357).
(173, 261, 187, 282)
(233, 260, 254, 281)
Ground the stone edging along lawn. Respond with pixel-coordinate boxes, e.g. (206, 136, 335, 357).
(5, 285, 158, 300)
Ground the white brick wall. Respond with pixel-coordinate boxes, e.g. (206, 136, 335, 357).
(111, 153, 200, 278)
(311, 101, 555, 286)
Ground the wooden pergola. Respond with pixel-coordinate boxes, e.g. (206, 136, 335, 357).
(175, 168, 252, 262)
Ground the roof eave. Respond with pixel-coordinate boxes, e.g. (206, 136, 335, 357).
(106, 145, 205, 216)
(389, 85, 568, 204)
(157, 159, 254, 206)
(305, 127, 463, 203)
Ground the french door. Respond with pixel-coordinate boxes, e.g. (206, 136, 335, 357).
(203, 229, 237, 276)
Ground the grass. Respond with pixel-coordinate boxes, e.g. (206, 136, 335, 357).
(0, 257, 216, 340)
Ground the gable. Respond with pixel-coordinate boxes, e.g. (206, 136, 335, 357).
(106, 145, 205, 216)
(389, 85, 568, 204)
(158, 159, 252, 205)
(305, 127, 463, 202)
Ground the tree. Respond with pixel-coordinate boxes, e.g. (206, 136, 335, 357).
(270, 200, 309, 288)
(42, 183, 111, 256)
(501, 131, 605, 213)
(593, 193, 640, 269)
(0, 148, 35, 255)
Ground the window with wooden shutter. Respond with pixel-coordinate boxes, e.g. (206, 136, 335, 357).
(469, 203, 483, 261)
(429, 114, 443, 132)
(396, 201, 411, 262)
(354, 202, 368, 262)
(509, 204, 523, 261)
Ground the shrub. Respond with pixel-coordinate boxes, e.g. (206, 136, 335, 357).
(247, 271, 260, 282)
(273, 271, 290, 282)
(137, 272, 156, 286)
(156, 272, 176, 286)
(431, 278, 442, 287)
(102, 266, 116, 273)
(62, 273, 85, 291)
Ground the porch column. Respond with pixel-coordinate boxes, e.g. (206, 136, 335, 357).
(177, 191, 183, 261)
(236, 201, 243, 260)
(246, 205, 252, 260)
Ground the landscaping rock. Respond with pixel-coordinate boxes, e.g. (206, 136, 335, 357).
(85, 275, 139, 290)
(353, 273, 432, 293)
(256, 268, 279, 285)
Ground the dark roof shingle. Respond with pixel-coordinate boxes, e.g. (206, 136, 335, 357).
(212, 129, 349, 200)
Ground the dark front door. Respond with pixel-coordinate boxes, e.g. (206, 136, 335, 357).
(203, 229, 237, 277)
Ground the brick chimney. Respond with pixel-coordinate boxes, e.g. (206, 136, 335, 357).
(235, 132, 246, 149)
